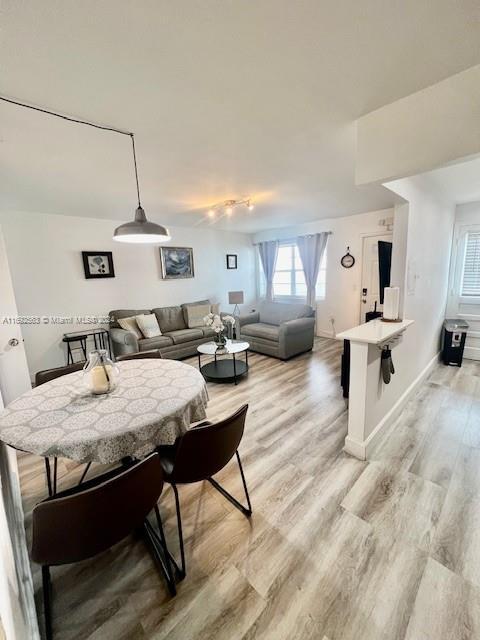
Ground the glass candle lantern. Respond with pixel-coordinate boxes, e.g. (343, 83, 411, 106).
(83, 350, 119, 395)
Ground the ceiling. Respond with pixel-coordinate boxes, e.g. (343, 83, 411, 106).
(1, 1, 480, 233)
(418, 155, 480, 204)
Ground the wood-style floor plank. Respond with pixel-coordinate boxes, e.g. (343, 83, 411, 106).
(404, 558, 480, 640)
(15, 339, 480, 639)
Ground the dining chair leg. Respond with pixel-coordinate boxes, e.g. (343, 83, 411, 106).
(42, 565, 53, 640)
(208, 451, 252, 517)
(77, 461, 92, 486)
(53, 457, 58, 495)
(44, 458, 53, 497)
(142, 507, 177, 596)
(172, 483, 186, 579)
(236, 451, 252, 514)
(153, 505, 177, 595)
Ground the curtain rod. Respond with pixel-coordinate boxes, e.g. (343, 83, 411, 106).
(253, 231, 332, 245)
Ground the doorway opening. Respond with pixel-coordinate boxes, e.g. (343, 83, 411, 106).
(359, 233, 393, 323)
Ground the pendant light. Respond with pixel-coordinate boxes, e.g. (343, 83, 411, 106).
(113, 134, 171, 243)
(0, 95, 171, 244)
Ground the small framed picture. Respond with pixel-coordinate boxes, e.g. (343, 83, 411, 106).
(82, 251, 115, 279)
(160, 247, 195, 279)
(226, 254, 238, 269)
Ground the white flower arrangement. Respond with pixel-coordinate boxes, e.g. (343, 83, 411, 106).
(203, 313, 235, 334)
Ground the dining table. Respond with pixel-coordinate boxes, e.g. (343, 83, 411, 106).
(0, 358, 209, 494)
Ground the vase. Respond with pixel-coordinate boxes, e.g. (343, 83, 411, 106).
(83, 350, 120, 395)
(214, 332, 227, 347)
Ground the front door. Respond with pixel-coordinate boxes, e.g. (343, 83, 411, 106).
(0, 226, 31, 404)
(360, 233, 393, 323)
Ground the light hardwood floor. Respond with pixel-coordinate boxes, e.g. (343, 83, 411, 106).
(17, 338, 480, 639)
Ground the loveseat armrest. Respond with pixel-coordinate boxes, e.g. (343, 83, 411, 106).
(235, 311, 260, 337)
(110, 328, 139, 356)
(236, 311, 260, 326)
(279, 316, 315, 336)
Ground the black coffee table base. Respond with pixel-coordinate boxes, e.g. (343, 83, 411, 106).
(199, 359, 248, 385)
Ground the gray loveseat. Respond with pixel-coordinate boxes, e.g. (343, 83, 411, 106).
(109, 300, 217, 360)
(236, 301, 315, 360)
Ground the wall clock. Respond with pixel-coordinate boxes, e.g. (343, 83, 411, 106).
(341, 247, 355, 269)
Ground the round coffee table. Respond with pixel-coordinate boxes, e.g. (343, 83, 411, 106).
(197, 340, 249, 385)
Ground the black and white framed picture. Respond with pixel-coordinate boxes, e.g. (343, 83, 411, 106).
(160, 246, 195, 279)
(226, 254, 238, 269)
(82, 251, 115, 279)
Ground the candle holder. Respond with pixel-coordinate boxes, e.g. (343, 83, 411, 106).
(83, 350, 119, 395)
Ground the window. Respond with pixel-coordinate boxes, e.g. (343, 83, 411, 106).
(317, 251, 327, 299)
(461, 231, 480, 298)
(258, 242, 327, 300)
(273, 244, 305, 297)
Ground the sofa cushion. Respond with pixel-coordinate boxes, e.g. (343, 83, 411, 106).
(163, 328, 204, 345)
(181, 300, 210, 324)
(138, 335, 174, 351)
(185, 303, 211, 328)
(117, 316, 143, 339)
(109, 309, 151, 329)
(241, 322, 280, 342)
(153, 306, 187, 332)
(201, 327, 216, 338)
(136, 313, 162, 338)
(258, 302, 313, 325)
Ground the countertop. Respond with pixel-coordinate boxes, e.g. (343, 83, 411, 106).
(336, 318, 414, 345)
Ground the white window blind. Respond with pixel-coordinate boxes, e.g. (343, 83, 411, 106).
(461, 231, 480, 297)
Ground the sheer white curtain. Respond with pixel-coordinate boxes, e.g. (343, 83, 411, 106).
(297, 233, 329, 307)
(257, 240, 279, 301)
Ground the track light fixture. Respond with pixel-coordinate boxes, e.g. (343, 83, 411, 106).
(207, 197, 255, 218)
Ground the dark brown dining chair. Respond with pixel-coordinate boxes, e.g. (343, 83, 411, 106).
(35, 362, 87, 494)
(32, 453, 175, 640)
(35, 362, 85, 387)
(158, 404, 251, 578)
(116, 349, 163, 361)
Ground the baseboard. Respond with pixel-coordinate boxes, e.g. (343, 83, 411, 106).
(316, 329, 335, 339)
(464, 345, 480, 361)
(344, 351, 440, 460)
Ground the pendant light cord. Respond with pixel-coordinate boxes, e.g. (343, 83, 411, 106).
(129, 134, 141, 207)
(0, 94, 141, 205)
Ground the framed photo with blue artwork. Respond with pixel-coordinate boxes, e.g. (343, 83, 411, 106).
(160, 246, 195, 279)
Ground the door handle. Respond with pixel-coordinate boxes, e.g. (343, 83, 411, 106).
(8, 338, 19, 347)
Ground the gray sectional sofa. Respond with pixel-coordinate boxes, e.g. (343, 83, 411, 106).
(235, 301, 315, 360)
(109, 300, 217, 360)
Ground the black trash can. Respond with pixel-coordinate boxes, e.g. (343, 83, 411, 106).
(442, 319, 469, 367)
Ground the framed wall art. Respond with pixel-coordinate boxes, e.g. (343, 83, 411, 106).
(226, 254, 238, 269)
(160, 246, 195, 279)
(82, 251, 115, 279)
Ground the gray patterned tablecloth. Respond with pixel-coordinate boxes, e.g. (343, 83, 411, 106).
(0, 359, 209, 464)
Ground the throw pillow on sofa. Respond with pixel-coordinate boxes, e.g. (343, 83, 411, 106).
(118, 316, 143, 339)
(186, 303, 212, 328)
(136, 313, 162, 338)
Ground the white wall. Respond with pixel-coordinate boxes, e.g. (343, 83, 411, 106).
(356, 64, 480, 186)
(0, 211, 256, 375)
(446, 200, 480, 360)
(363, 176, 455, 440)
(252, 208, 394, 336)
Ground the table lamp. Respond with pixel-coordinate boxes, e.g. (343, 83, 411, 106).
(228, 291, 244, 316)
